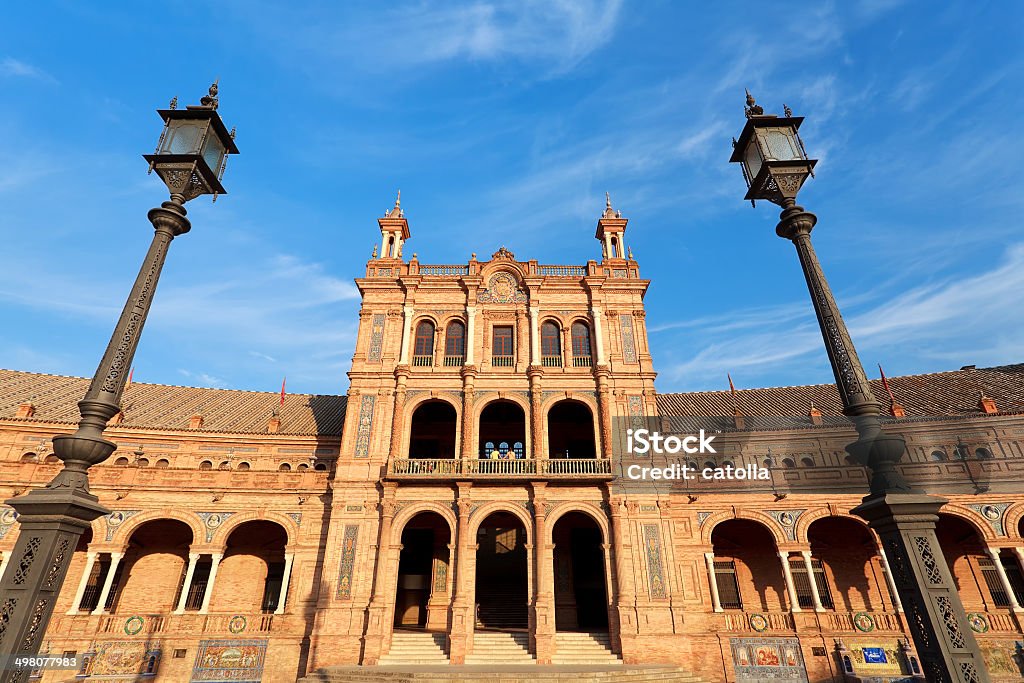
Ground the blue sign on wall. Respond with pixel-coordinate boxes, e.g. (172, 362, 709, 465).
(862, 647, 888, 664)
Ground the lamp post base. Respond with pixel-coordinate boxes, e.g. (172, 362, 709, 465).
(853, 493, 991, 683)
(0, 486, 109, 683)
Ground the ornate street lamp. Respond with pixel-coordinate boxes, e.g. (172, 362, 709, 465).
(0, 82, 238, 682)
(731, 91, 990, 683)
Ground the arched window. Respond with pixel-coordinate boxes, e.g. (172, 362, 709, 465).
(44, 454, 60, 464)
(297, 463, 309, 471)
(137, 457, 150, 468)
(444, 321, 465, 365)
(610, 235, 619, 258)
(930, 450, 947, 461)
(801, 457, 815, 468)
(386, 235, 395, 257)
(199, 460, 213, 470)
(571, 322, 592, 367)
(314, 463, 327, 471)
(413, 320, 436, 366)
(782, 458, 796, 468)
(541, 322, 561, 366)
(278, 463, 291, 471)
(155, 458, 170, 468)
(976, 447, 993, 459)
(218, 460, 231, 470)
(116, 457, 131, 466)
(763, 458, 773, 468)
(513, 441, 524, 459)
(236, 461, 251, 471)
(703, 460, 717, 470)
(20, 452, 36, 462)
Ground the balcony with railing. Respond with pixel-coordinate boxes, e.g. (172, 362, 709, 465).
(491, 355, 514, 367)
(412, 355, 433, 367)
(387, 457, 613, 480)
(572, 355, 593, 367)
(541, 355, 562, 367)
(444, 355, 464, 367)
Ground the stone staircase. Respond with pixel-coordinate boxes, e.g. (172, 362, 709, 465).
(465, 629, 534, 664)
(300, 665, 705, 682)
(551, 632, 621, 665)
(378, 630, 449, 665)
(476, 583, 528, 629)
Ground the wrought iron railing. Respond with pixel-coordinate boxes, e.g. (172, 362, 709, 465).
(541, 355, 562, 367)
(573, 355, 593, 367)
(412, 355, 433, 367)
(444, 355, 464, 367)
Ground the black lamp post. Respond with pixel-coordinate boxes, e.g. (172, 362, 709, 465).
(730, 91, 990, 683)
(0, 82, 237, 683)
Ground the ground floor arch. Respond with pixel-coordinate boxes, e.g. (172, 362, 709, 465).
(393, 511, 452, 630)
(475, 511, 529, 629)
(552, 511, 609, 631)
(209, 520, 288, 613)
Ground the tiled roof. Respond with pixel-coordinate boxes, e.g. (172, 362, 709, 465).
(0, 369, 346, 436)
(657, 364, 1024, 421)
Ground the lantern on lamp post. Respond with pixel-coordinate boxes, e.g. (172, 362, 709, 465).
(0, 82, 238, 683)
(730, 91, 990, 683)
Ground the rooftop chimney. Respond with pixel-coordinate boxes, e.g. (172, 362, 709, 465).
(15, 402, 35, 419)
(189, 414, 205, 430)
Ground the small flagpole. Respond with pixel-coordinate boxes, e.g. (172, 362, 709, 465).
(280, 377, 287, 409)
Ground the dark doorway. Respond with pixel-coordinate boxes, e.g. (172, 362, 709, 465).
(475, 511, 528, 629)
(547, 400, 596, 459)
(409, 400, 457, 459)
(394, 513, 451, 630)
(553, 512, 609, 631)
(479, 401, 526, 458)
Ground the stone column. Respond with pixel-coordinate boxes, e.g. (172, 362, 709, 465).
(528, 366, 544, 461)
(877, 541, 903, 612)
(275, 552, 295, 614)
(461, 367, 477, 461)
(531, 486, 555, 663)
(590, 307, 607, 365)
(363, 491, 399, 663)
(562, 323, 573, 364)
(516, 309, 528, 371)
(704, 552, 723, 613)
(985, 548, 1021, 610)
(199, 553, 222, 614)
(399, 304, 414, 364)
(92, 552, 123, 615)
(608, 495, 636, 659)
(528, 305, 540, 365)
(595, 368, 614, 459)
(801, 550, 825, 612)
(389, 369, 410, 461)
(67, 551, 98, 614)
(449, 488, 474, 664)
(465, 306, 476, 365)
(779, 551, 802, 613)
(174, 553, 200, 614)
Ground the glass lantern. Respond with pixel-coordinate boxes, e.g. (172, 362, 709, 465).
(144, 86, 238, 203)
(730, 108, 816, 207)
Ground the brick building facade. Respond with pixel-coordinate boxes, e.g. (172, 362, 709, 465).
(1, 198, 1023, 681)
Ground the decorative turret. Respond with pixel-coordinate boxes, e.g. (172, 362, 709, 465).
(595, 192, 629, 261)
(377, 190, 410, 259)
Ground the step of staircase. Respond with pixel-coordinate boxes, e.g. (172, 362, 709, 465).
(378, 631, 449, 665)
(465, 630, 535, 664)
(552, 632, 622, 665)
(300, 665, 706, 682)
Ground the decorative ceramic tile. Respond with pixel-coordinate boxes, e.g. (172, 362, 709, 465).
(367, 313, 386, 361)
(968, 502, 1011, 536)
(354, 395, 375, 459)
(336, 524, 359, 599)
(104, 510, 141, 541)
(730, 637, 807, 682)
(287, 512, 302, 527)
(765, 509, 806, 541)
(0, 507, 17, 540)
(191, 639, 267, 683)
(82, 640, 161, 678)
(697, 511, 714, 526)
(643, 523, 667, 598)
(620, 314, 637, 363)
(198, 512, 235, 543)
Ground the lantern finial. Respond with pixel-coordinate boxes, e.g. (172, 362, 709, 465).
(783, 103, 793, 117)
(744, 89, 763, 118)
(199, 79, 219, 110)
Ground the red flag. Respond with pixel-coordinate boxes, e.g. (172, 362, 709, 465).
(878, 364, 896, 403)
(280, 377, 286, 407)
(125, 367, 134, 391)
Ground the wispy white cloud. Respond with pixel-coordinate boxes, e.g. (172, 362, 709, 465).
(658, 243, 1024, 388)
(0, 57, 56, 83)
(176, 368, 228, 388)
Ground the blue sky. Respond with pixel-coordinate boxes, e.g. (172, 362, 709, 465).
(1, 1, 1021, 396)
